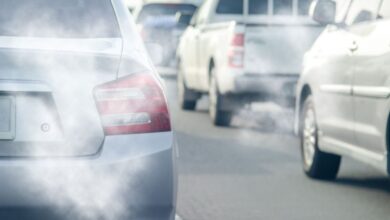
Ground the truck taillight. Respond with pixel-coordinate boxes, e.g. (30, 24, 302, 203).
(94, 73, 171, 135)
(231, 33, 245, 47)
(228, 33, 245, 68)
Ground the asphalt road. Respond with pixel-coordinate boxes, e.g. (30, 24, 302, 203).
(162, 77, 390, 220)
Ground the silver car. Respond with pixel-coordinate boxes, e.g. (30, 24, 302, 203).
(0, 0, 176, 219)
(295, 0, 390, 180)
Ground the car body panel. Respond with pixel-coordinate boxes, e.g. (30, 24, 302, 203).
(350, 20, 390, 156)
(0, 38, 121, 157)
(0, 133, 176, 220)
(310, 27, 357, 152)
(295, 4, 390, 174)
(0, 0, 177, 219)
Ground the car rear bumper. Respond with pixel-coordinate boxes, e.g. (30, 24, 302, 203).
(0, 132, 177, 220)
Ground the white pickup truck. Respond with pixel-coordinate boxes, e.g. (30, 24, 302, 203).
(177, 0, 323, 126)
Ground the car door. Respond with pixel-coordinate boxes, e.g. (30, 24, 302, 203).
(317, 0, 384, 154)
(314, 25, 357, 150)
(311, 0, 355, 148)
(351, 0, 390, 157)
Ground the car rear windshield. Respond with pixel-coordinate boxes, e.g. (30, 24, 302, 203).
(217, 0, 312, 16)
(137, 4, 197, 23)
(249, 0, 268, 15)
(274, 0, 293, 15)
(216, 0, 244, 14)
(0, 0, 120, 38)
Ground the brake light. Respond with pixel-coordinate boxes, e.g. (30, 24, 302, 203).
(228, 33, 245, 68)
(94, 73, 171, 135)
(231, 33, 245, 47)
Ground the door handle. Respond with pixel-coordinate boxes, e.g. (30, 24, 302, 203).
(349, 41, 359, 52)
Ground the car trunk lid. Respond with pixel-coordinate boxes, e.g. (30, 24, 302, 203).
(0, 37, 122, 157)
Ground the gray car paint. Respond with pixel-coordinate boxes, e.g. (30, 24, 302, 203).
(0, 0, 176, 219)
(295, 3, 390, 174)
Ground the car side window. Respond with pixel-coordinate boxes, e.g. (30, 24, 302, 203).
(345, 0, 382, 26)
(378, 0, 390, 19)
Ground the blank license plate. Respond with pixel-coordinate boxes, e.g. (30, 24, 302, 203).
(0, 96, 15, 140)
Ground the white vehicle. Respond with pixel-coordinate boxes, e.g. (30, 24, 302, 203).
(177, 0, 323, 126)
(296, 0, 390, 180)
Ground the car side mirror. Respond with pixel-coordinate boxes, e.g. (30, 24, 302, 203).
(176, 12, 193, 28)
(145, 43, 163, 66)
(310, 0, 336, 25)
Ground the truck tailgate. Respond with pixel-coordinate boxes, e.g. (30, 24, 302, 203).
(244, 25, 323, 75)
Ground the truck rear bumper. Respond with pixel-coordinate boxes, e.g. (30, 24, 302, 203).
(217, 74, 299, 110)
(233, 74, 299, 98)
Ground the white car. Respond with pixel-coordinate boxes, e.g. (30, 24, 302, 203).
(177, 0, 323, 126)
(296, 0, 390, 180)
(0, 0, 176, 219)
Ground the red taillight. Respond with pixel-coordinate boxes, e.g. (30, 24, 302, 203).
(231, 33, 245, 47)
(228, 33, 245, 68)
(94, 73, 171, 135)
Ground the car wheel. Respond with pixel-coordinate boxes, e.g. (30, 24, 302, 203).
(301, 96, 341, 180)
(209, 67, 233, 126)
(178, 63, 198, 111)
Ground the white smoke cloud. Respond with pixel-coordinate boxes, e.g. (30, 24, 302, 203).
(21, 159, 146, 220)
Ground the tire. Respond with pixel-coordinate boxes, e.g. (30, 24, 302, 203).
(300, 96, 341, 180)
(209, 67, 233, 127)
(177, 63, 199, 111)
